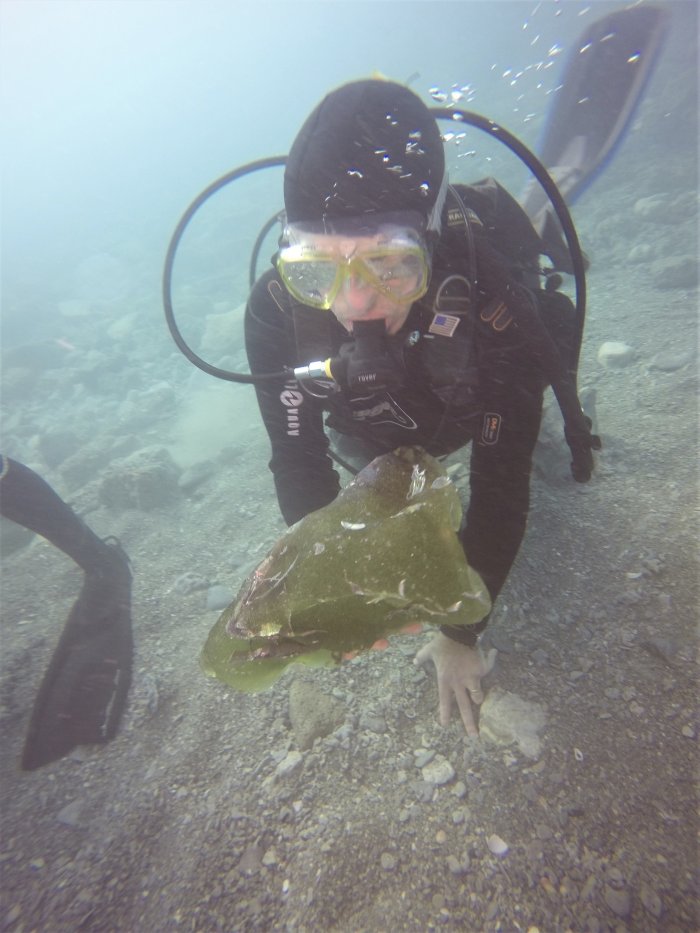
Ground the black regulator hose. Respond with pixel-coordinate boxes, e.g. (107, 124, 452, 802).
(162, 156, 291, 384)
(163, 115, 588, 382)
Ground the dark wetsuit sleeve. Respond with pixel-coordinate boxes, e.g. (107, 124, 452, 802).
(244, 272, 341, 526)
(442, 325, 546, 647)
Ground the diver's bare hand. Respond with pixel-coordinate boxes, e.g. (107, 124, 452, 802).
(414, 633, 496, 736)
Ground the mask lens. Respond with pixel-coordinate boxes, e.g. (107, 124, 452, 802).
(278, 216, 430, 309)
(278, 254, 338, 309)
(361, 249, 427, 299)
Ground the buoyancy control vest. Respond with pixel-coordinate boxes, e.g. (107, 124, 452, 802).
(289, 177, 599, 478)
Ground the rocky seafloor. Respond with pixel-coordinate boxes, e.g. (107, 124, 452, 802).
(1, 74, 698, 933)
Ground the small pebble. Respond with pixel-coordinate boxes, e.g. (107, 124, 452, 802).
(414, 749, 436, 768)
(275, 751, 302, 778)
(380, 853, 396, 871)
(640, 883, 663, 918)
(422, 757, 455, 786)
(56, 801, 83, 827)
(597, 341, 634, 368)
(262, 847, 278, 867)
(604, 884, 631, 918)
(486, 833, 509, 857)
(359, 713, 387, 733)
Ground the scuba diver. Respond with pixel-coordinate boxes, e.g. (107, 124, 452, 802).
(243, 78, 593, 735)
(0, 455, 133, 769)
(162, 6, 667, 733)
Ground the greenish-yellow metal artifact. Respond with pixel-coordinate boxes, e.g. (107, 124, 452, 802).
(201, 447, 490, 691)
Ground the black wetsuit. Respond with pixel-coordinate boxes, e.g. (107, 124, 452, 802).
(244, 181, 576, 645)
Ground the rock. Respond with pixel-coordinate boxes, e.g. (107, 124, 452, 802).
(206, 585, 234, 611)
(603, 884, 631, 918)
(627, 243, 653, 263)
(421, 755, 455, 786)
(98, 447, 181, 511)
(640, 883, 663, 918)
(107, 313, 138, 342)
(288, 680, 344, 750)
(380, 852, 396, 871)
(650, 254, 698, 289)
(358, 712, 387, 733)
(173, 572, 209, 595)
(414, 749, 436, 768)
(486, 627, 514, 654)
(59, 435, 140, 491)
(261, 847, 279, 867)
(597, 341, 635, 368)
(178, 460, 216, 493)
(486, 833, 509, 856)
(56, 800, 83, 827)
(479, 688, 547, 759)
(116, 381, 177, 430)
(237, 843, 263, 875)
(648, 349, 694, 372)
(274, 750, 303, 778)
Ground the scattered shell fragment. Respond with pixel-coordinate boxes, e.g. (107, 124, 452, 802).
(574, 747, 584, 762)
(486, 833, 509, 856)
(340, 521, 366, 530)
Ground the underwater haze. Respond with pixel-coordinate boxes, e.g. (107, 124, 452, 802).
(1, 1, 698, 931)
(0, 0, 660, 345)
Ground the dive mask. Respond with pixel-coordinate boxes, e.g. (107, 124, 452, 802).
(277, 213, 431, 311)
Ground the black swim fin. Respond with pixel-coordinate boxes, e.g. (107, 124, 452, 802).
(521, 4, 669, 270)
(21, 539, 133, 770)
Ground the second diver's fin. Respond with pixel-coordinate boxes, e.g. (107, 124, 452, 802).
(521, 4, 669, 269)
(21, 539, 133, 770)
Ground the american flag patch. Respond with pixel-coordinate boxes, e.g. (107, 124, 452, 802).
(428, 313, 460, 337)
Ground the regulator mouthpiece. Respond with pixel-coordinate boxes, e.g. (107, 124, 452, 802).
(293, 319, 404, 393)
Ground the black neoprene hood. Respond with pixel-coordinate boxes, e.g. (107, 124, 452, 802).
(284, 79, 446, 225)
